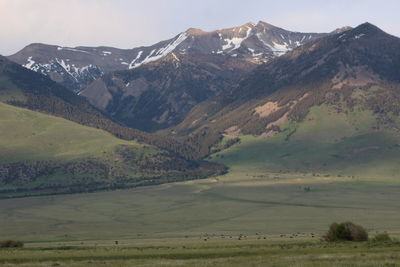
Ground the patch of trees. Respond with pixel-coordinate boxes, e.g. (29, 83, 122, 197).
(323, 221, 398, 245)
(367, 84, 400, 116)
(0, 148, 227, 198)
(323, 222, 368, 242)
(0, 240, 24, 248)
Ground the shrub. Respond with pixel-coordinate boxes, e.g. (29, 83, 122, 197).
(323, 222, 368, 242)
(0, 240, 24, 248)
(371, 232, 392, 243)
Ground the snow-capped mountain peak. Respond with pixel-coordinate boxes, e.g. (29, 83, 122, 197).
(8, 22, 328, 92)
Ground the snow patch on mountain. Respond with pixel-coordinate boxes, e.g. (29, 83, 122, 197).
(222, 36, 245, 51)
(128, 51, 143, 69)
(354, 33, 365, 39)
(12, 21, 327, 93)
(248, 48, 263, 57)
(256, 33, 297, 56)
(222, 26, 252, 51)
(56, 58, 81, 81)
(57, 47, 89, 54)
(23, 57, 36, 70)
(129, 32, 188, 69)
(22, 56, 102, 92)
(267, 42, 290, 56)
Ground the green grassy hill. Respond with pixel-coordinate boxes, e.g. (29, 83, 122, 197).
(0, 102, 143, 163)
(211, 104, 400, 179)
(0, 102, 223, 197)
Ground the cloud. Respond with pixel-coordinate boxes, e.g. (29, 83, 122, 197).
(0, 0, 167, 55)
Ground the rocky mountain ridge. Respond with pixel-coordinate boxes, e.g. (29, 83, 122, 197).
(7, 21, 327, 92)
(80, 53, 255, 131)
(168, 23, 400, 154)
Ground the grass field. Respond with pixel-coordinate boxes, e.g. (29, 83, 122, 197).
(0, 102, 145, 164)
(0, 174, 399, 242)
(0, 103, 399, 242)
(1, 103, 400, 265)
(0, 238, 399, 266)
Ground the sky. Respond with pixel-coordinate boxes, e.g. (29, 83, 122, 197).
(1, 0, 399, 56)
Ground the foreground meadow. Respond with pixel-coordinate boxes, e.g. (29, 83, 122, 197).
(0, 238, 399, 266)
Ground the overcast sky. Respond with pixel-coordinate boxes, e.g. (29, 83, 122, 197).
(1, 0, 399, 56)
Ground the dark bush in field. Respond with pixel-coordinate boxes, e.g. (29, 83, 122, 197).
(0, 240, 24, 248)
(323, 222, 368, 242)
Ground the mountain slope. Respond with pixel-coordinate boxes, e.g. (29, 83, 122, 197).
(7, 21, 326, 92)
(168, 23, 400, 176)
(81, 53, 255, 131)
(0, 102, 224, 197)
(0, 55, 209, 159)
(7, 22, 328, 133)
(78, 22, 328, 132)
(0, 56, 226, 196)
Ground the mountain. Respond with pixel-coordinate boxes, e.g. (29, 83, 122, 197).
(0, 56, 225, 197)
(75, 22, 328, 131)
(7, 21, 326, 93)
(168, 23, 400, 177)
(3, 21, 400, 195)
(80, 53, 255, 131)
(7, 21, 329, 133)
(0, 55, 194, 157)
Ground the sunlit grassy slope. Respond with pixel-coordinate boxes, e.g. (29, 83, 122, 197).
(212, 104, 400, 180)
(0, 102, 145, 164)
(0, 102, 182, 195)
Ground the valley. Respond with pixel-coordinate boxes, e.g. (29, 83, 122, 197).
(1, 6, 400, 265)
(1, 22, 400, 236)
(1, 160, 400, 242)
